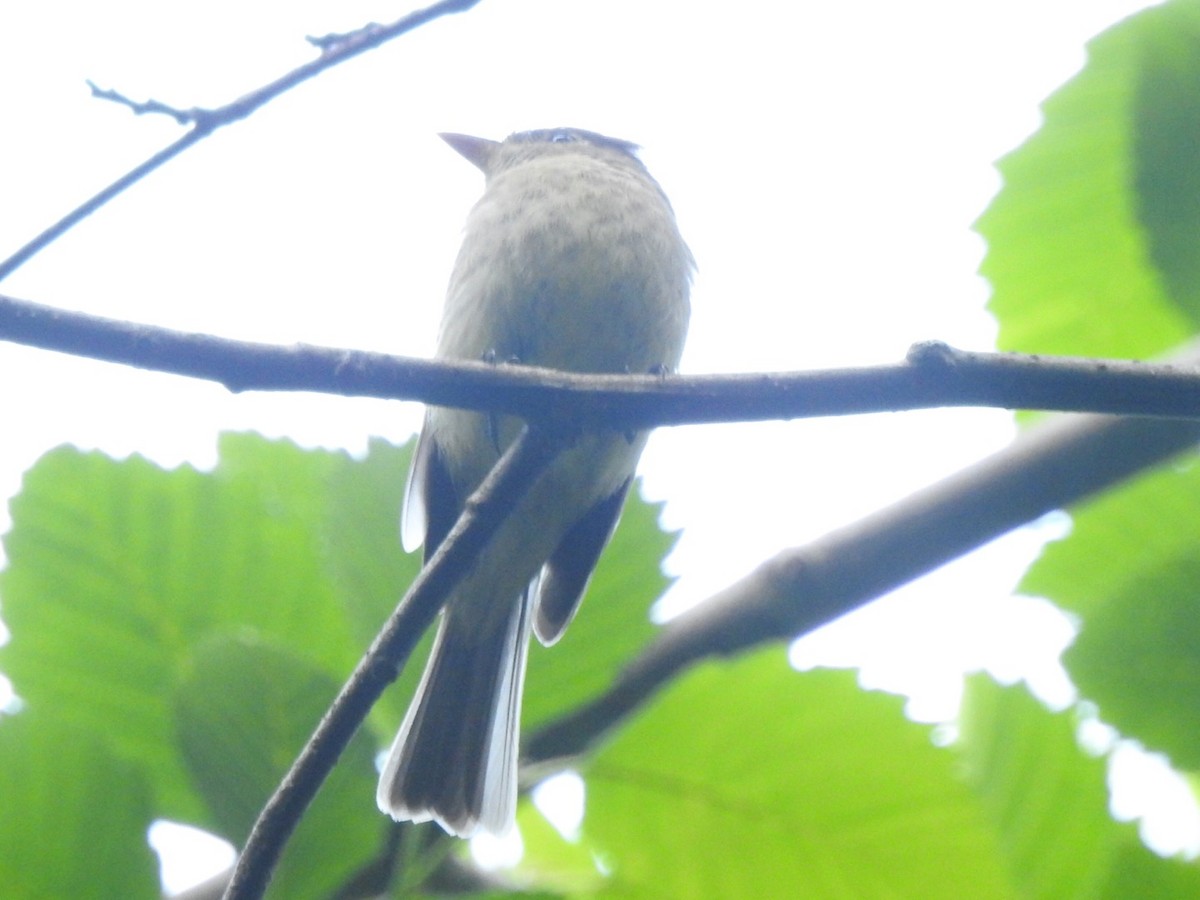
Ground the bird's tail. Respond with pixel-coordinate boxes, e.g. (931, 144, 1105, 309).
(376, 589, 533, 837)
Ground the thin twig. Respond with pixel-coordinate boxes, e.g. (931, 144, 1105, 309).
(85, 80, 198, 125)
(0, 0, 482, 283)
(4, 292, 1200, 427)
(223, 426, 565, 900)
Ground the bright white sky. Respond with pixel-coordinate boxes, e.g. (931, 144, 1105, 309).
(2, 0, 1193, 891)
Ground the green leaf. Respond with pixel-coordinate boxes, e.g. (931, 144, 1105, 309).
(322, 437, 421, 650)
(579, 657, 1014, 898)
(976, 4, 1192, 358)
(174, 634, 384, 899)
(0, 712, 159, 899)
(956, 676, 1124, 897)
(1021, 462, 1200, 769)
(1133, 3, 1200, 320)
(0, 438, 364, 820)
(320, 436, 426, 732)
(515, 801, 603, 895)
(0, 433, 684, 895)
(1, 447, 215, 820)
(1098, 840, 1200, 899)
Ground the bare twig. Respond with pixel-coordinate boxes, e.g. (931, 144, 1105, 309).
(0, 0, 482, 283)
(86, 80, 197, 125)
(4, 292, 1200, 427)
(307, 22, 387, 53)
(223, 426, 566, 900)
(527, 396, 1200, 764)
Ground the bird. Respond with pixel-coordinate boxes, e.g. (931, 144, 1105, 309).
(377, 127, 693, 837)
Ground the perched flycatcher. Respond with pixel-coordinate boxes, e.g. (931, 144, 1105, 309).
(377, 128, 693, 837)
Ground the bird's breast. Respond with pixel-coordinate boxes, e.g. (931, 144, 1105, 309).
(438, 155, 691, 376)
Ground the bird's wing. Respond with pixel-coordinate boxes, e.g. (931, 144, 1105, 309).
(402, 426, 460, 561)
(532, 477, 632, 645)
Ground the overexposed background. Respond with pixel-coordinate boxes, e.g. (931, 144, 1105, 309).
(2, 1, 1192, 891)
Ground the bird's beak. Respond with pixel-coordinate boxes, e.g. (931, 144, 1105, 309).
(439, 133, 500, 174)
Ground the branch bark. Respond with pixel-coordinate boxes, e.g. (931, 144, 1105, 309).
(5, 292, 1200, 427)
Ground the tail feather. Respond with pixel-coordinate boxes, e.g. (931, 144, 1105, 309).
(377, 590, 532, 837)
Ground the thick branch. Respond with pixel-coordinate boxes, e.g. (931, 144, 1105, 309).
(5, 292, 1200, 427)
(0, 0, 481, 282)
(223, 427, 564, 900)
(527, 405, 1200, 763)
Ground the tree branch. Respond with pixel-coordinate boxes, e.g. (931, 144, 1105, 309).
(0, 0, 481, 282)
(4, 291, 1200, 427)
(223, 426, 565, 900)
(526, 394, 1200, 763)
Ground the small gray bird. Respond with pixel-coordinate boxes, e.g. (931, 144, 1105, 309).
(377, 128, 693, 837)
